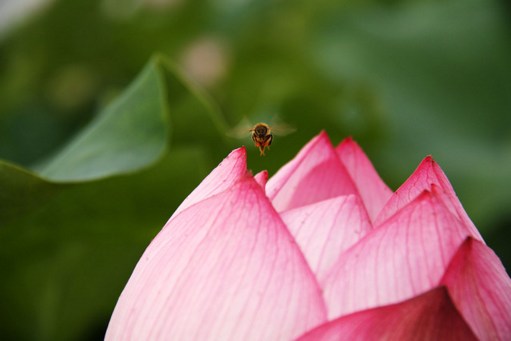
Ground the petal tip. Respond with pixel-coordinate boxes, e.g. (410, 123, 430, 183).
(413, 188, 434, 201)
(317, 130, 332, 142)
(421, 155, 436, 166)
(230, 146, 247, 157)
(338, 136, 356, 147)
(222, 146, 247, 165)
(254, 170, 269, 189)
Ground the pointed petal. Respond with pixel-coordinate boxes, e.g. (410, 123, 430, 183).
(297, 287, 477, 341)
(441, 238, 511, 340)
(280, 195, 372, 285)
(106, 177, 327, 341)
(323, 190, 470, 319)
(254, 170, 268, 190)
(336, 138, 393, 221)
(374, 156, 482, 241)
(266, 132, 358, 212)
(172, 147, 248, 217)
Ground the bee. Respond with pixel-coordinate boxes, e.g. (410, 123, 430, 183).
(250, 123, 273, 156)
(228, 116, 295, 156)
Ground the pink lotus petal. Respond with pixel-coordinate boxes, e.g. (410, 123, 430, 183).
(323, 190, 470, 319)
(441, 237, 511, 340)
(280, 195, 372, 285)
(266, 132, 358, 212)
(297, 287, 478, 341)
(374, 156, 483, 241)
(254, 170, 268, 190)
(106, 176, 327, 341)
(336, 137, 393, 222)
(172, 147, 248, 217)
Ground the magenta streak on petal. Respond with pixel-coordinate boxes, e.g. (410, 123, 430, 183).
(322, 190, 470, 319)
(374, 156, 483, 242)
(336, 137, 393, 222)
(296, 287, 478, 341)
(440, 238, 511, 341)
(105, 176, 327, 341)
(266, 131, 358, 212)
(281, 195, 372, 286)
(171, 147, 249, 218)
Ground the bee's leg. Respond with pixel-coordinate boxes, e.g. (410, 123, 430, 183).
(259, 147, 265, 156)
(262, 135, 272, 154)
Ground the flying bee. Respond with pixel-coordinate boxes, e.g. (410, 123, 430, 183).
(228, 116, 295, 156)
(250, 123, 273, 156)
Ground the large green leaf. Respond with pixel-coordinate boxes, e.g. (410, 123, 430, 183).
(0, 55, 231, 340)
(35, 58, 169, 182)
(0, 55, 230, 223)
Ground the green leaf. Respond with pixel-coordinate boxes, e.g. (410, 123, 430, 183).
(0, 55, 231, 340)
(35, 58, 170, 182)
(0, 55, 230, 223)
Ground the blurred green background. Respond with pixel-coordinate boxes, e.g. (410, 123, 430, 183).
(0, 0, 510, 339)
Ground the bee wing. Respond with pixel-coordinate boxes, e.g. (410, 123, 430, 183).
(226, 117, 253, 139)
(227, 114, 296, 138)
(270, 119, 296, 136)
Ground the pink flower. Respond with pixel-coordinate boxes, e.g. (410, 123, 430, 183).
(106, 132, 511, 340)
